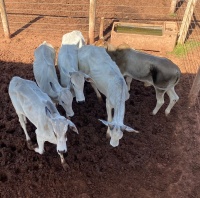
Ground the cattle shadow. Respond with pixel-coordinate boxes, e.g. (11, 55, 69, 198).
(94, 19, 119, 41)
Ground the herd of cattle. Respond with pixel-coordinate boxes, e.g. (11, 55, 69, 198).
(8, 30, 181, 170)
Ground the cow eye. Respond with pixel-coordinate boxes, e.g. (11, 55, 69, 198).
(61, 100, 65, 104)
(109, 125, 114, 131)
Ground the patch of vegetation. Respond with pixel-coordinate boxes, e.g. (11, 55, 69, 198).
(169, 13, 177, 18)
(170, 40, 200, 57)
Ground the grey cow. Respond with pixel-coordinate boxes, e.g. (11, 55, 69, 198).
(96, 40, 181, 116)
(9, 76, 78, 170)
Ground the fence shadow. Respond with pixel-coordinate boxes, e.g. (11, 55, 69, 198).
(11, 15, 43, 38)
(175, 0, 185, 12)
(185, 13, 200, 41)
(94, 19, 119, 41)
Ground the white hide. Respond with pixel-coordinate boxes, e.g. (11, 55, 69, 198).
(33, 41, 74, 117)
(62, 30, 85, 48)
(57, 44, 91, 103)
(8, 76, 78, 169)
(78, 45, 138, 147)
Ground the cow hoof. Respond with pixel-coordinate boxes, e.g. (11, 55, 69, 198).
(66, 116, 71, 120)
(27, 140, 37, 150)
(62, 162, 70, 171)
(165, 112, 170, 117)
(165, 110, 170, 116)
(150, 112, 155, 116)
(98, 97, 103, 103)
(106, 132, 111, 139)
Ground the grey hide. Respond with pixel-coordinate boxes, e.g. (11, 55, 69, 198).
(106, 44, 181, 116)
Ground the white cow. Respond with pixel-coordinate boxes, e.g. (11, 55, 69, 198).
(61, 30, 85, 48)
(33, 41, 74, 117)
(95, 40, 181, 116)
(78, 45, 138, 147)
(57, 43, 92, 103)
(8, 76, 78, 170)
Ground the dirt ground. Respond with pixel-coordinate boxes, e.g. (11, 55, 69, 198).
(1, 1, 200, 198)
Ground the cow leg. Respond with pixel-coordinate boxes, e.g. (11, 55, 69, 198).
(58, 152, 70, 171)
(90, 82, 102, 102)
(34, 132, 45, 154)
(152, 88, 166, 115)
(18, 114, 35, 149)
(18, 114, 29, 140)
(165, 87, 179, 116)
(106, 99, 112, 138)
(125, 76, 132, 91)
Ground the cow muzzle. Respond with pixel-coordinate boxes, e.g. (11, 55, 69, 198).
(66, 109, 74, 117)
(110, 138, 120, 147)
(57, 141, 67, 154)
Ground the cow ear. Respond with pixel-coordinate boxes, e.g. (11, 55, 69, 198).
(67, 120, 79, 134)
(99, 119, 115, 129)
(98, 119, 109, 126)
(121, 125, 139, 133)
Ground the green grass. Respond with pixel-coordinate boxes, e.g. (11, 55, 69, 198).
(170, 40, 200, 57)
(169, 13, 177, 18)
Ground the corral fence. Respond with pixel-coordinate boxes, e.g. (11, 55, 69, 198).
(0, 0, 200, 119)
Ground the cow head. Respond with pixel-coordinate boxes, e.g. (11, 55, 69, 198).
(99, 119, 138, 147)
(59, 88, 74, 117)
(93, 38, 116, 52)
(45, 107, 78, 154)
(69, 71, 93, 103)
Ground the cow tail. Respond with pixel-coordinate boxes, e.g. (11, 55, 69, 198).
(174, 70, 181, 85)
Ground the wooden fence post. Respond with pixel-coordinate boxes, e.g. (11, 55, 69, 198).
(178, 0, 197, 44)
(99, 17, 104, 39)
(189, 66, 200, 106)
(0, 0, 10, 39)
(170, 0, 178, 14)
(89, 0, 96, 44)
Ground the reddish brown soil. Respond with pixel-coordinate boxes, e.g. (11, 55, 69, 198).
(1, 1, 200, 198)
